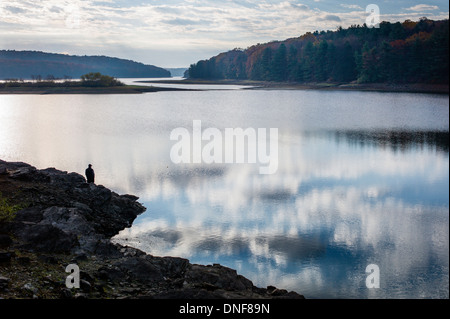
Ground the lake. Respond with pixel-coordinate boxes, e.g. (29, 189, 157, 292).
(0, 81, 448, 298)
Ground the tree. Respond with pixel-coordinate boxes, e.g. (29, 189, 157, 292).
(378, 41, 394, 82)
(357, 42, 382, 83)
(271, 44, 288, 81)
(287, 45, 299, 81)
(80, 72, 123, 87)
(188, 58, 221, 79)
(186, 18, 449, 85)
(251, 47, 273, 81)
(333, 41, 356, 82)
(314, 40, 329, 81)
(301, 41, 315, 82)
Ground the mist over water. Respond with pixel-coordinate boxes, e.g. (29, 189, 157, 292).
(0, 86, 448, 298)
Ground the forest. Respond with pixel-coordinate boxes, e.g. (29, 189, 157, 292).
(187, 18, 449, 84)
(0, 50, 170, 80)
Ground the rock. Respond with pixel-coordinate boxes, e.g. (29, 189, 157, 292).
(185, 264, 253, 291)
(0, 276, 10, 290)
(8, 166, 37, 181)
(72, 254, 88, 263)
(17, 256, 31, 265)
(160, 256, 190, 278)
(74, 292, 88, 299)
(114, 256, 164, 283)
(60, 288, 73, 299)
(80, 279, 92, 293)
(37, 255, 59, 264)
(80, 271, 94, 283)
(23, 283, 38, 294)
(40, 168, 85, 189)
(3, 163, 146, 256)
(0, 234, 12, 248)
(266, 285, 276, 293)
(121, 194, 139, 201)
(96, 266, 124, 282)
(270, 288, 288, 296)
(15, 223, 79, 253)
(13, 207, 44, 223)
(0, 251, 14, 263)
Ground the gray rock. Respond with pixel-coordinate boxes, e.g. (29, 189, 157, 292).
(80, 279, 92, 293)
(0, 234, 12, 248)
(2, 161, 146, 255)
(13, 208, 43, 223)
(185, 264, 253, 291)
(0, 251, 14, 263)
(114, 256, 164, 282)
(0, 276, 10, 290)
(60, 288, 73, 299)
(23, 283, 38, 294)
(15, 223, 79, 253)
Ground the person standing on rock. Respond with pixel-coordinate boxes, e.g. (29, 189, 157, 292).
(85, 164, 95, 184)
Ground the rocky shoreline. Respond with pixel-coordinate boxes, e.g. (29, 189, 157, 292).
(0, 159, 303, 299)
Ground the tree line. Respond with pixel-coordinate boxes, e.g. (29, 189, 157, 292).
(0, 50, 171, 80)
(187, 18, 449, 84)
(0, 73, 124, 88)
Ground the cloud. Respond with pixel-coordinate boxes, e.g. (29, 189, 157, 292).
(258, 1, 309, 11)
(3, 5, 27, 14)
(289, 3, 309, 11)
(340, 4, 363, 10)
(319, 14, 342, 22)
(406, 4, 439, 11)
(162, 17, 212, 26)
(1, 0, 449, 66)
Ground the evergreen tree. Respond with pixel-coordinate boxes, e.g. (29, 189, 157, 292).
(314, 40, 329, 81)
(287, 45, 299, 81)
(357, 42, 381, 83)
(187, 18, 449, 84)
(251, 47, 273, 80)
(271, 44, 288, 81)
(302, 41, 315, 82)
(333, 41, 356, 82)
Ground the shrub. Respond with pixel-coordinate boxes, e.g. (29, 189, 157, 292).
(0, 192, 23, 223)
(80, 72, 124, 87)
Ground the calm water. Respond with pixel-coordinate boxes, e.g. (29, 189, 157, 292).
(0, 83, 448, 298)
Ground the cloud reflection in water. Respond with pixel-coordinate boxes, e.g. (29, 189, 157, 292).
(113, 130, 449, 298)
(1, 91, 448, 298)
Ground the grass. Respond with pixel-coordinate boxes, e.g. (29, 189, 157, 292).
(0, 192, 24, 223)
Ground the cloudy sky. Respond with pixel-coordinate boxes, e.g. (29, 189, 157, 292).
(0, 0, 448, 68)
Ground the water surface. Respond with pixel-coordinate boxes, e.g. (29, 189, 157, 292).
(0, 85, 448, 298)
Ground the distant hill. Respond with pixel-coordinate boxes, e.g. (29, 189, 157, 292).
(186, 18, 449, 84)
(0, 50, 171, 79)
(165, 68, 188, 77)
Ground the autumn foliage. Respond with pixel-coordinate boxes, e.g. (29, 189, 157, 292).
(187, 19, 449, 84)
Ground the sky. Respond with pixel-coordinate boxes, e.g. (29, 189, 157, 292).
(0, 0, 449, 68)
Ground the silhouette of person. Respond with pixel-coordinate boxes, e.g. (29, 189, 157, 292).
(85, 164, 95, 183)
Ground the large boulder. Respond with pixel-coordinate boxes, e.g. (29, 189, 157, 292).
(1, 160, 146, 254)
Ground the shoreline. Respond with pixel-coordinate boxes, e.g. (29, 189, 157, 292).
(141, 79, 450, 94)
(1, 80, 447, 95)
(0, 159, 304, 299)
(0, 85, 197, 95)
